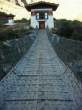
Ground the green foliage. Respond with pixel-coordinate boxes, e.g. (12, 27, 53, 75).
(0, 28, 31, 41)
(15, 18, 30, 24)
(53, 19, 82, 41)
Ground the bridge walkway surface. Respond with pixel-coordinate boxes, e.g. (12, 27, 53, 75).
(0, 30, 82, 110)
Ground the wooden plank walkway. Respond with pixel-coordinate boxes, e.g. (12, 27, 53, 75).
(0, 30, 82, 110)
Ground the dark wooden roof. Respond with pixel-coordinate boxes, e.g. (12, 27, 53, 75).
(25, 1, 59, 11)
(0, 12, 14, 18)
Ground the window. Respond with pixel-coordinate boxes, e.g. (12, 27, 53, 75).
(45, 13, 48, 19)
(36, 13, 39, 20)
(36, 12, 48, 20)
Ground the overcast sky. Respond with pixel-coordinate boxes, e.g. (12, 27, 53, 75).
(53, 0, 82, 20)
(0, 0, 82, 21)
(26, 0, 82, 20)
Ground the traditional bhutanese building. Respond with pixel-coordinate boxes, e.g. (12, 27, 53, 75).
(0, 12, 15, 25)
(25, 1, 59, 29)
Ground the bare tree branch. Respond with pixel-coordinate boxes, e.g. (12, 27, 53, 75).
(21, 0, 28, 6)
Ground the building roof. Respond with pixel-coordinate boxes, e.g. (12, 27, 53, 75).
(25, 1, 59, 11)
(0, 12, 14, 18)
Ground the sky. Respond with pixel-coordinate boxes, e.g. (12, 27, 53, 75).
(29, 0, 82, 21)
(28, 0, 82, 20)
(54, 0, 82, 20)
(0, 0, 82, 21)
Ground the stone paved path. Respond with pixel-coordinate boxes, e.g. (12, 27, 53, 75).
(0, 30, 82, 110)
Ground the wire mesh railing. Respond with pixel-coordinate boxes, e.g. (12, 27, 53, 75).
(0, 29, 38, 80)
(47, 29, 82, 85)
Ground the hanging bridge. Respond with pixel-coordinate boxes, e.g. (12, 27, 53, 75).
(0, 30, 82, 110)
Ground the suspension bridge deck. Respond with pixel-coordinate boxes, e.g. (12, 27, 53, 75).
(0, 30, 82, 110)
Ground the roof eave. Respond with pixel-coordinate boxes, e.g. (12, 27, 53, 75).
(25, 2, 59, 12)
(25, 5, 59, 11)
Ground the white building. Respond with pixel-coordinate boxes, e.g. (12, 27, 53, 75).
(4, 14, 15, 26)
(25, 1, 59, 29)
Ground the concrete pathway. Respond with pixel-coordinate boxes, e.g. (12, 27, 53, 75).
(0, 30, 82, 110)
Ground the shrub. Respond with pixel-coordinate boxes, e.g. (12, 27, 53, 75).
(0, 28, 31, 41)
(53, 19, 82, 41)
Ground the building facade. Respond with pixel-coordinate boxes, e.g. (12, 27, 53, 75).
(25, 1, 59, 29)
(0, 12, 14, 25)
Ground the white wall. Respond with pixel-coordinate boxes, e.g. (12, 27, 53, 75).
(31, 15, 54, 29)
(46, 15, 54, 28)
(31, 8, 54, 29)
(8, 19, 14, 24)
(31, 16, 39, 28)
